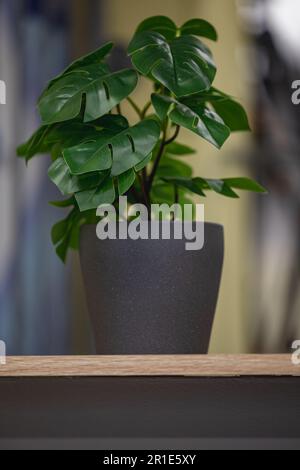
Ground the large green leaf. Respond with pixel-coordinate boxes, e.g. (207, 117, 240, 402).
(180, 19, 218, 41)
(18, 115, 129, 162)
(63, 119, 161, 177)
(135, 16, 177, 40)
(128, 32, 216, 97)
(75, 175, 116, 211)
(163, 176, 267, 198)
(38, 65, 138, 125)
(40, 42, 114, 98)
(135, 16, 218, 42)
(152, 94, 230, 148)
(48, 157, 107, 196)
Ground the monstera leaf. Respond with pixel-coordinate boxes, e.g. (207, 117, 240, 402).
(63, 119, 161, 177)
(48, 157, 107, 196)
(38, 65, 138, 125)
(40, 42, 114, 97)
(128, 16, 216, 97)
(163, 177, 267, 198)
(17, 115, 129, 162)
(152, 94, 230, 148)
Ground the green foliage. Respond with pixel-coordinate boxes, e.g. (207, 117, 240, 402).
(17, 15, 266, 262)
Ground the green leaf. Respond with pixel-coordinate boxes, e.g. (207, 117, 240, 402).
(63, 119, 161, 177)
(135, 16, 177, 40)
(118, 169, 136, 195)
(165, 141, 196, 156)
(211, 98, 251, 132)
(128, 32, 216, 97)
(151, 182, 194, 207)
(17, 119, 112, 162)
(157, 156, 193, 179)
(224, 178, 267, 193)
(39, 42, 114, 98)
(180, 19, 218, 41)
(48, 157, 106, 195)
(152, 94, 230, 148)
(162, 176, 266, 199)
(38, 66, 138, 125)
(75, 176, 116, 211)
(49, 197, 75, 208)
(51, 219, 70, 245)
(162, 177, 206, 197)
(206, 179, 239, 198)
(134, 153, 153, 172)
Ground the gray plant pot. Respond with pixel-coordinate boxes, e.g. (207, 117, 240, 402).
(80, 223, 224, 355)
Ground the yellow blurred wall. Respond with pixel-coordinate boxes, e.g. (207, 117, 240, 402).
(102, 0, 253, 353)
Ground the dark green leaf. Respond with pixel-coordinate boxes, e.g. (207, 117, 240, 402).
(51, 219, 69, 245)
(224, 178, 267, 193)
(75, 176, 116, 211)
(135, 16, 177, 40)
(128, 32, 216, 97)
(165, 141, 196, 156)
(211, 98, 251, 132)
(180, 19, 218, 41)
(39, 42, 114, 97)
(39, 66, 138, 124)
(152, 94, 231, 148)
(48, 157, 106, 195)
(49, 197, 75, 208)
(162, 177, 206, 197)
(118, 169, 136, 195)
(157, 156, 193, 179)
(64, 119, 161, 177)
(134, 153, 153, 172)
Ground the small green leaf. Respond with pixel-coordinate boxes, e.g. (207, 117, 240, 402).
(49, 197, 75, 208)
(157, 157, 193, 179)
(180, 19, 218, 41)
(118, 169, 136, 195)
(211, 99, 251, 132)
(75, 176, 116, 211)
(224, 178, 267, 193)
(165, 142, 196, 156)
(162, 177, 206, 197)
(51, 219, 69, 245)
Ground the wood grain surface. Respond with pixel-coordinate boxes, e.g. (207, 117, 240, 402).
(0, 355, 298, 377)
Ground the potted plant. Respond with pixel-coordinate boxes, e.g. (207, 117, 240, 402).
(18, 16, 266, 355)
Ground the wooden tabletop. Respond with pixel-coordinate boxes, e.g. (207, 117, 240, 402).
(0, 355, 298, 377)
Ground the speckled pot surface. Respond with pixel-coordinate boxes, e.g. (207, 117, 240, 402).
(80, 223, 224, 355)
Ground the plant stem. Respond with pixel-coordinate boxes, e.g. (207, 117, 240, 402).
(165, 125, 180, 145)
(147, 129, 167, 192)
(116, 103, 122, 115)
(127, 97, 142, 119)
(138, 172, 151, 212)
(141, 101, 152, 119)
(147, 125, 181, 193)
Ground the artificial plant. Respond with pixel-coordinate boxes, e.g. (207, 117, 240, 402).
(18, 16, 266, 261)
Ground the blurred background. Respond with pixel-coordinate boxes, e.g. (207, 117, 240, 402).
(0, 0, 300, 355)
